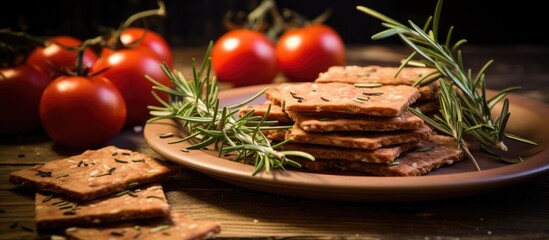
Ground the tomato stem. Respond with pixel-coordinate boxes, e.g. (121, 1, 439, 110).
(221, 0, 332, 41)
(113, 0, 166, 49)
(76, 36, 102, 76)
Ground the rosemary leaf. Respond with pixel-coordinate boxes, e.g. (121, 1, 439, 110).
(357, 0, 536, 169)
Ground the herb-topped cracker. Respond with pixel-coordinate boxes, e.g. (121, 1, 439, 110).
(35, 183, 170, 229)
(239, 101, 425, 132)
(270, 82, 420, 117)
(64, 212, 221, 240)
(290, 110, 425, 132)
(340, 134, 465, 176)
(315, 65, 439, 100)
(9, 146, 178, 201)
(280, 141, 418, 163)
(295, 134, 465, 176)
(286, 124, 432, 150)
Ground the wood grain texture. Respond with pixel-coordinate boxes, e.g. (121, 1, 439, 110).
(1, 46, 548, 239)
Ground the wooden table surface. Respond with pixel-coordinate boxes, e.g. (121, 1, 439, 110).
(1, 45, 548, 239)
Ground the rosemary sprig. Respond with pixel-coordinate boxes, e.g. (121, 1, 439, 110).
(147, 41, 314, 175)
(357, 0, 537, 170)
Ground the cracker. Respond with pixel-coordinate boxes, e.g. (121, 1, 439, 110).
(264, 87, 283, 106)
(294, 135, 465, 176)
(291, 110, 425, 132)
(410, 100, 440, 114)
(238, 101, 292, 123)
(262, 129, 287, 142)
(64, 212, 221, 240)
(315, 65, 439, 100)
(271, 82, 420, 117)
(281, 141, 417, 163)
(35, 183, 170, 229)
(9, 146, 179, 201)
(286, 124, 432, 150)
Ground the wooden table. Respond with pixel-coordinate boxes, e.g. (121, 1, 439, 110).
(1, 45, 548, 239)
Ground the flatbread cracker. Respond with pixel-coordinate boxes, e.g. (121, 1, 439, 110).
(411, 100, 440, 114)
(262, 129, 287, 142)
(264, 87, 283, 106)
(9, 146, 179, 201)
(238, 101, 292, 123)
(64, 212, 221, 240)
(315, 65, 439, 100)
(281, 141, 417, 163)
(294, 135, 465, 176)
(239, 101, 426, 132)
(291, 110, 425, 132)
(35, 183, 170, 229)
(271, 82, 420, 117)
(286, 124, 432, 149)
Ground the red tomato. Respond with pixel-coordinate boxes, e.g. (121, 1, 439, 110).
(211, 29, 277, 87)
(39, 75, 126, 148)
(26, 36, 98, 81)
(102, 28, 173, 67)
(91, 49, 172, 126)
(0, 64, 49, 134)
(276, 24, 345, 82)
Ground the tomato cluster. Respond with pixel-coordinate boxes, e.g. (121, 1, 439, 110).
(212, 24, 345, 87)
(1, 4, 173, 149)
(211, 4, 346, 87)
(92, 28, 172, 126)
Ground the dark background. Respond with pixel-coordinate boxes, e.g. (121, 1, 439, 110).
(1, 0, 547, 47)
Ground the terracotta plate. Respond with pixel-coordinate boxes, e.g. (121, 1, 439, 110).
(144, 84, 549, 201)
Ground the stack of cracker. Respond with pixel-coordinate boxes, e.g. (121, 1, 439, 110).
(9, 146, 221, 239)
(239, 66, 465, 176)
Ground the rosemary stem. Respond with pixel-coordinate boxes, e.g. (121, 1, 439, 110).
(460, 141, 480, 171)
